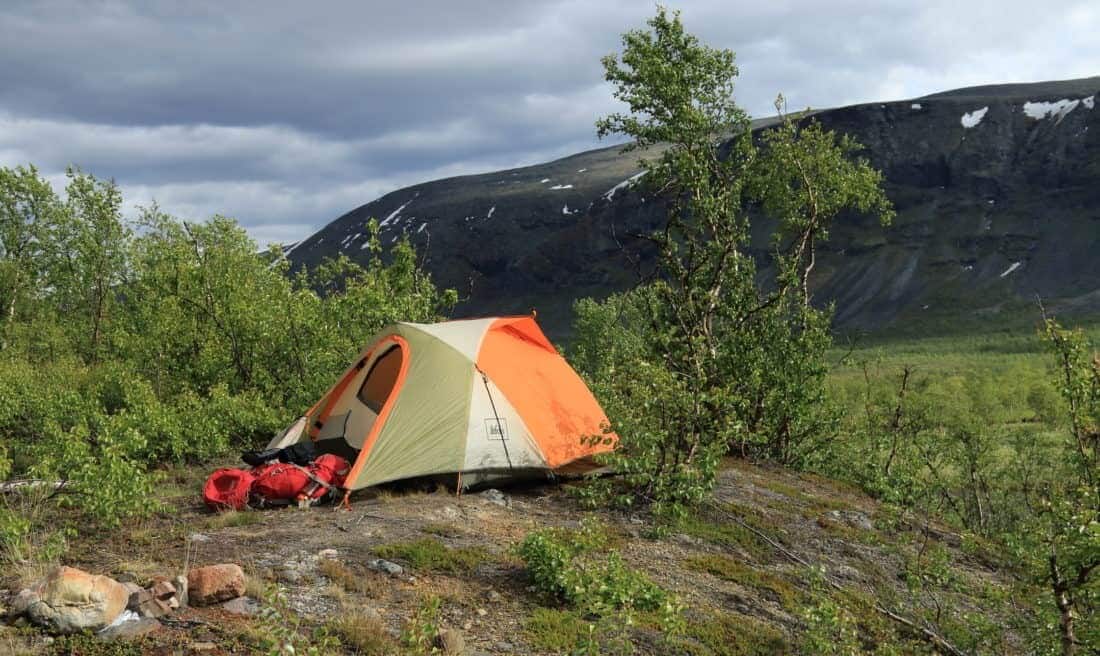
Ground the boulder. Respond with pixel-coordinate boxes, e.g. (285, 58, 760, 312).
(23, 566, 128, 634)
(187, 564, 246, 606)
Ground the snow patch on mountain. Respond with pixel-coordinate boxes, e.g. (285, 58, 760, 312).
(379, 201, 411, 228)
(1023, 98, 1082, 122)
(603, 171, 647, 200)
(961, 107, 988, 128)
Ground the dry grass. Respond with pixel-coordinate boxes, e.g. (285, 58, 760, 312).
(203, 509, 264, 530)
(328, 607, 396, 656)
(318, 558, 375, 595)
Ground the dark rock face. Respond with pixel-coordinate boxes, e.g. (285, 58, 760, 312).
(287, 76, 1100, 338)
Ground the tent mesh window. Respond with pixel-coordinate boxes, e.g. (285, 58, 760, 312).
(357, 345, 402, 413)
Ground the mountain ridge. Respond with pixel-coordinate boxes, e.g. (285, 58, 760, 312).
(286, 76, 1100, 338)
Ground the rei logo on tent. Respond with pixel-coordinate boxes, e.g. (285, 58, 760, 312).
(484, 418, 509, 441)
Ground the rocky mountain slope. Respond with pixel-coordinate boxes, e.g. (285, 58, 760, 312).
(286, 76, 1100, 338)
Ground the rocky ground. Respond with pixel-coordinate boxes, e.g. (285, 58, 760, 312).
(0, 459, 1027, 655)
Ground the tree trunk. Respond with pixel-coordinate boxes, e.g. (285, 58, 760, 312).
(1049, 552, 1077, 656)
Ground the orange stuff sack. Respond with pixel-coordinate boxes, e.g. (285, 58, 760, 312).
(311, 454, 351, 488)
(202, 468, 256, 511)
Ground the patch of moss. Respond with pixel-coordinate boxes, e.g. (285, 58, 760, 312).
(203, 509, 264, 529)
(373, 538, 491, 574)
(524, 607, 591, 653)
(50, 634, 148, 656)
(685, 554, 804, 610)
(420, 522, 463, 538)
(676, 512, 775, 560)
(675, 612, 789, 656)
(815, 516, 882, 546)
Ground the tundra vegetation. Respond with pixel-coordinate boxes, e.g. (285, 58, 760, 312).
(0, 7, 1095, 656)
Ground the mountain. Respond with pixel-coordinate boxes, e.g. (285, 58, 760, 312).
(286, 76, 1100, 338)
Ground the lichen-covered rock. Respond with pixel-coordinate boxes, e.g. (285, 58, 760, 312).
(187, 564, 245, 605)
(23, 566, 128, 634)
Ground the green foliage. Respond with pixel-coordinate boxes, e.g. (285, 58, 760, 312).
(517, 519, 671, 617)
(524, 607, 591, 653)
(684, 554, 802, 610)
(799, 576, 865, 656)
(574, 7, 892, 519)
(0, 164, 454, 542)
(255, 585, 341, 656)
(677, 611, 789, 656)
(373, 538, 491, 574)
(399, 594, 442, 656)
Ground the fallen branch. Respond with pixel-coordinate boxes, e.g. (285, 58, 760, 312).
(0, 479, 66, 494)
(705, 502, 970, 656)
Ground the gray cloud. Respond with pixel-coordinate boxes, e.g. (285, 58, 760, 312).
(0, 0, 1096, 245)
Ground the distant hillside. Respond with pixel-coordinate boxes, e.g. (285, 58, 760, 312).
(286, 76, 1100, 338)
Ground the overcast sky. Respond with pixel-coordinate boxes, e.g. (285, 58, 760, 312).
(1, 1, 1097, 245)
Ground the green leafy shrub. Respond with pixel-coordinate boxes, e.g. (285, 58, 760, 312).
(518, 519, 667, 614)
(400, 594, 442, 656)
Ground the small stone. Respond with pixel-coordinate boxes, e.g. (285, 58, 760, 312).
(318, 548, 339, 560)
(495, 641, 514, 652)
(10, 589, 35, 616)
(462, 621, 472, 631)
(435, 627, 466, 654)
(826, 510, 874, 532)
(188, 533, 212, 543)
(129, 590, 171, 620)
(480, 489, 509, 507)
(487, 590, 502, 603)
(276, 568, 302, 584)
(187, 564, 246, 606)
(190, 641, 217, 651)
(440, 506, 461, 520)
(151, 580, 176, 601)
(221, 597, 261, 616)
(172, 575, 188, 607)
(368, 559, 403, 576)
(476, 607, 487, 617)
(98, 616, 161, 641)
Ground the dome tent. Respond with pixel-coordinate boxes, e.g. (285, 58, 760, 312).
(269, 316, 614, 490)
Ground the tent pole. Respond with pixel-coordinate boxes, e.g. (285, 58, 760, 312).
(455, 471, 463, 496)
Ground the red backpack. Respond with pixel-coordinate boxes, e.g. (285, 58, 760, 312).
(251, 454, 351, 507)
(202, 468, 256, 511)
